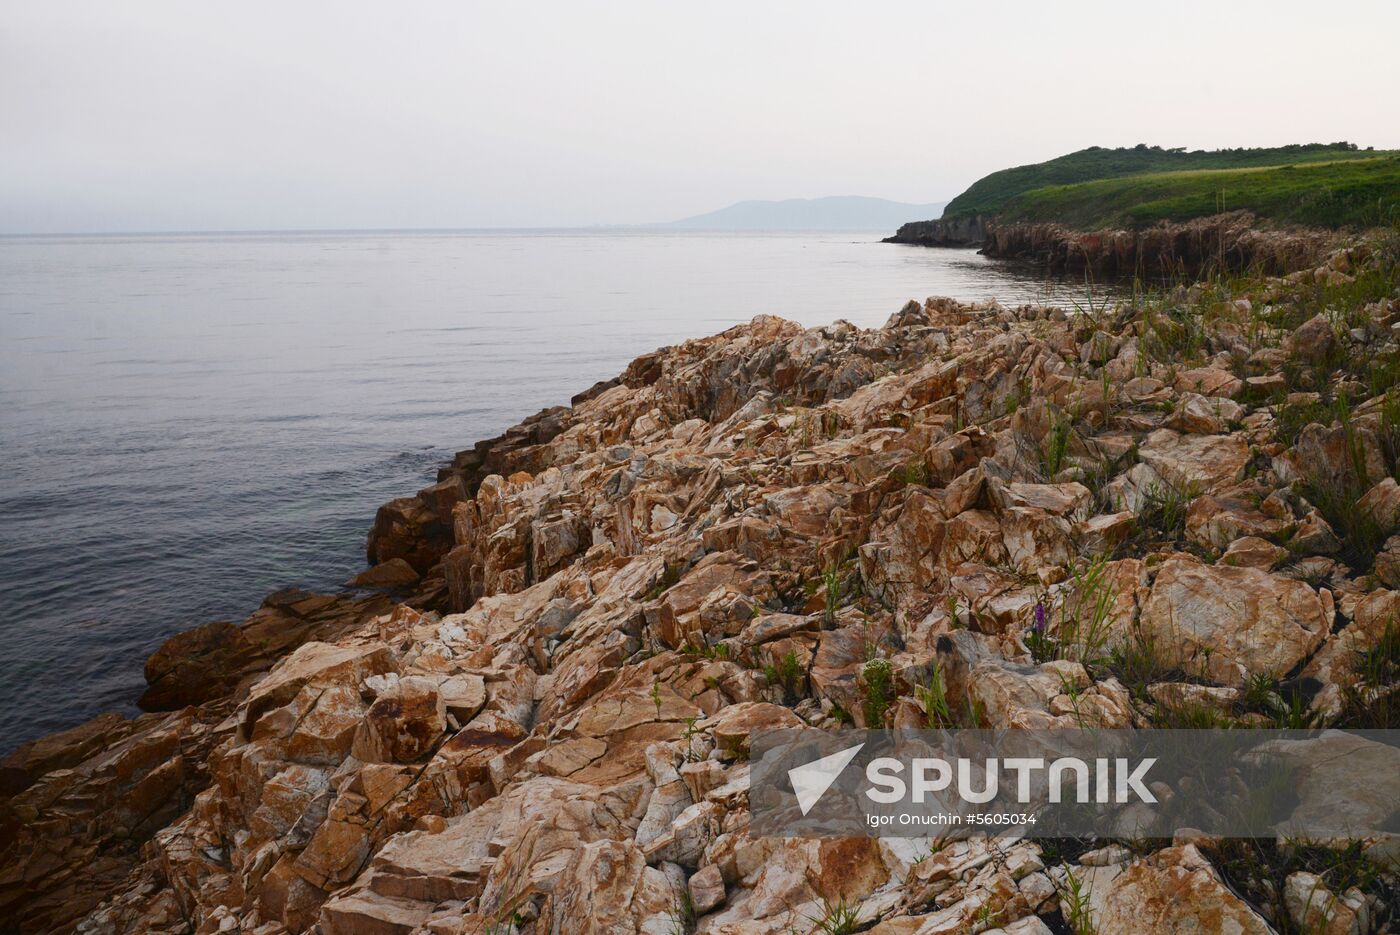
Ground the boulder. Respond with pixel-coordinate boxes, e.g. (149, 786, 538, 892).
(347, 558, 421, 589)
(1288, 313, 1339, 362)
(1074, 844, 1272, 934)
(138, 620, 255, 709)
(351, 676, 448, 763)
(1137, 429, 1250, 493)
(1218, 536, 1287, 569)
(1139, 558, 1329, 686)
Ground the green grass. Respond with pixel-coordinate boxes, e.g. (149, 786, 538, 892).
(994, 155, 1400, 231)
(942, 142, 1384, 219)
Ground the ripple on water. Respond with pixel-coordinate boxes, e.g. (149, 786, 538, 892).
(0, 230, 1121, 751)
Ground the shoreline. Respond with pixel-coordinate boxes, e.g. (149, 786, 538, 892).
(3, 233, 1398, 932)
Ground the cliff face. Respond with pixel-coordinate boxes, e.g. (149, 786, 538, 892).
(2, 242, 1399, 934)
(881, 215, 987, 247)
(886, 210, 1346, 279)
(980, 212, 1348, 278)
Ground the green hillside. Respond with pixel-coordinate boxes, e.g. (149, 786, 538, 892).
(994, 155, 1400, 230)
(942, 143, 1396, 228)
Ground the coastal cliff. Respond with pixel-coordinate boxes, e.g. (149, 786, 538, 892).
(882, 215, 987, 248)
(886, 211, 1346, 279)
(3, 239, 1400, 934)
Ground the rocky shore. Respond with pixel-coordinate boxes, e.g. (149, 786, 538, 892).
(886, 211, 1348, 280)
(3, 238, 1400, 934)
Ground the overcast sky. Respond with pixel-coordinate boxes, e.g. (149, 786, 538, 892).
(3, 1, 1398, 233)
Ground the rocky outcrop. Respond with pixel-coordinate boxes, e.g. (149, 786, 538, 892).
(882, 215, 987, 247)
(888, 210, 1351, 280)
(982, 212, 1347, 278)
(4, 247, 1399, 933)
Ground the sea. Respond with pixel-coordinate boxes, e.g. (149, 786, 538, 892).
(0, 228, 1115, 751)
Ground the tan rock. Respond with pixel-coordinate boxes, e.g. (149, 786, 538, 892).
(1173, 366, 1242, 399)
(1288, 312, 1339, 362)
(1218, 536, 1288, 569)
(1284, 871, 1367, 935)
(1165, 392, 1243, 435)
(351, 675, 447, 764)
(1137, 429, 1250, 493)
(1358, 476, 1400, 531)
(703, 702, 804, 757)
(689, 863, 726, 914)
(1185, 495, 1291, 550)
(1139, 558, 1329, 685)
(1075, 844, 1272, 934)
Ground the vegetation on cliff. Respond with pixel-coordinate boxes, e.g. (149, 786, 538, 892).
(942, 142, 1389, 222)
(997, 154, 1400, 231)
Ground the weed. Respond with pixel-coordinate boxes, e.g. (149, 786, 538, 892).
(680, 714, 703, 762)
(1104, 620, 1179, 703)
(914, 661, 953, 728)
(1209, 838, 1397, 934)
(893, 459, 930, 486)
(822, 565, 843, 625)
(1042, 405, 1074, 478)
(762, 649, 807, 706)
(1056, 867, 1096, 935)
(1045, 555, 1120, 666)
(1137, 480, 1197, 541)
(1299, 414, 1385, 572)
(806, 896, 861, 935)
(681, 634, 730, 661)
(667, 888, 697, 935)
(860, 658, 894, 728)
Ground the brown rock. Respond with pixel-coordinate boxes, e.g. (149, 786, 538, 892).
(351, 676, 447, 763)
(1219, 536, 1288, 569)
(138, 620, 254, 710)
(1137, 429, 1250, 493)
(347, 558, 421, 589)
(1288, 313, 1338, 362)
(689, 863, 726, 913)
(1139, 558, 1329, 686)
(1076, 844, 1272, 934)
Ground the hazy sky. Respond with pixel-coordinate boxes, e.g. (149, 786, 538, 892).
(3, 1, 1398, 233)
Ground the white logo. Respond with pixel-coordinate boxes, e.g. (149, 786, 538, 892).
(788, 743, 864, 815)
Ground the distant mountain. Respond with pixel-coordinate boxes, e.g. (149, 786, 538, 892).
(665, 195, 948, 230)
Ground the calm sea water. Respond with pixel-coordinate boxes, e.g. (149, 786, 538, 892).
(0, 229, 1109, 751)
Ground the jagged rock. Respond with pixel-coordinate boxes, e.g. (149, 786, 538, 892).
(1166, 392, 1243, 435)
(1146, 682, 1240, 712)
(351, 675, 447, 763)
(1375, 534, 1400, 588)
(347, 558, 421, 589)
(1173, 366, 1243, 399)
(1289, 313, 1339, 362)
(10, 270, 1400, 935)
(0, 711, 130, 796)
(1137, 429, 1250, 493)
(138, 620, 255, 709)
(1284, 871, 1368, 935)
(1219, 536, 1288, 569)
(1358, 477, 1400, 532)
(1071, 844, 1273, 934)
(690, 863, 727, 914)
(1139, 558, 1329, 686)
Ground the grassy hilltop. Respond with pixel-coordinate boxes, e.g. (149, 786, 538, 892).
(942, 143, 1400, 231)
